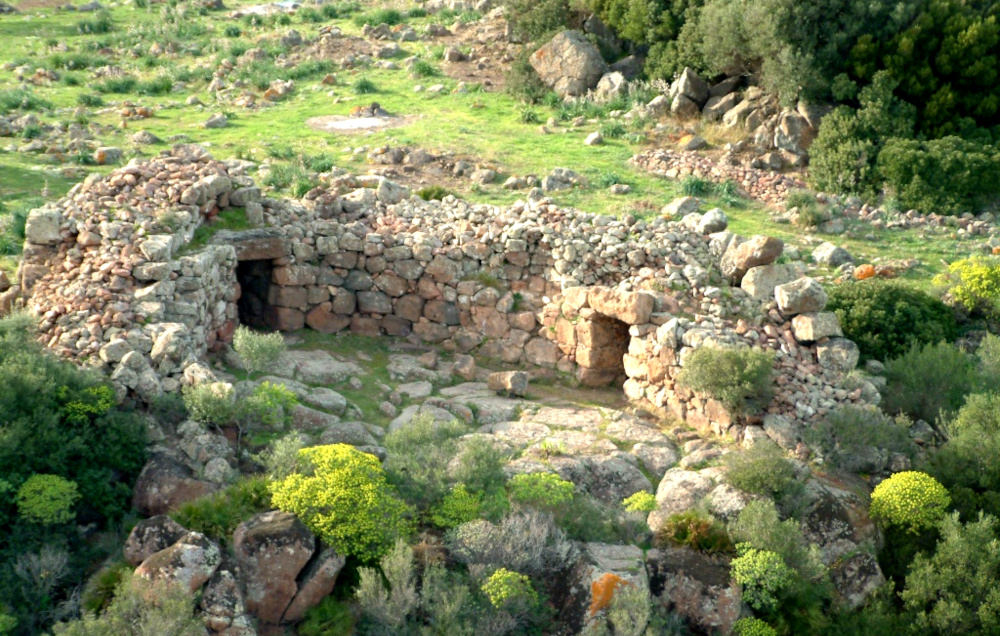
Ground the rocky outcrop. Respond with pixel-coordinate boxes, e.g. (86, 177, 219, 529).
(134, 531, 222, 593)
(647, 548, 742, 634)
(124, 515, 189, 566)
(233, 511, 317, 625)
(132, 454, 220, 516)
(530, 30, 607, 97)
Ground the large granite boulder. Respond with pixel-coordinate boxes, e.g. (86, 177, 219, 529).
(132, 454, 220, 516)
(720, 235, 784, 284)
(124, 515, 189, 566)
(233, 511, 316, 625)
(134, 531, 222, 593)
(530, 30, 607, 97)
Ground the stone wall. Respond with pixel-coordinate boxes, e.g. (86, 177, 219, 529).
(11, 145, 877, 441)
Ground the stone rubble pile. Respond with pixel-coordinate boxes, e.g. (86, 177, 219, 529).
(630, 148, 807, 206)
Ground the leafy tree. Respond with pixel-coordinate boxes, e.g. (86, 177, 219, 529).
(809, 71, 916, 199)
(848, 0, 1000, 137)
(232, 326, 286, 378)
(900, 512, 1000, 635)
(877, 136, 1000, 215)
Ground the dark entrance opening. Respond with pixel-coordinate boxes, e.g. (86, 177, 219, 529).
(236, 259, 274, 329)
(576, 314, 632, 387)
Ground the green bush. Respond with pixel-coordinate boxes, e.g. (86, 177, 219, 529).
(877, 136, 1000, 216)
(16, 474, 80, 525)
(656, 510, 733, 554)
(383, 414, 467, 513)
(724, 442, 799, 499)
(728, 500, 827, 585)
(171, 476, 271, 544)
(356, 539, 417, 630)
(353, 8, 403, 26)
(80, 562, 132, 614)
(0, 89, 52, 115)
(430, 484, 483, 529)
(826, 279, 957, 362)
(416, 185, 451, 201)
(351, 77, 378, 94)
(934, 256, 1000, 322)
(93, 76, 138, 94)
(481, 568, 537, 611)
(622, 491, 657, 513)
(678, 346, 774, 417)
(52, 577, 203, 636)
(298, 597, 356, 636)
(809, 72, 915, 199)
(182, 382, 236, 426)
(502, 0, 568, 42)
(734, 617, 778, 636)
(870, 471, 950, 534)
(900, 511, 1000, 635)
(251, 432, 305, 480)
(508, 472, 575, 509)
(926, 392, 1000, 522)
(504, 49, 548, 103)
(976, 334, 1000, 391)
(882, 342, 978, 423)
(410, 59, 439, 78)
(76, 10, 114, 34)
(803, 406, 915, 474)
(731, 546, 795, 613)
(270, 444, 414, 561)
(76, 93, 104, 107)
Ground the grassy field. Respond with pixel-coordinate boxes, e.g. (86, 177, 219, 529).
(0, 0, 978, 286)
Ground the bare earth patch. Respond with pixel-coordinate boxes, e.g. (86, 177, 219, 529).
(306, 114, 415, 133)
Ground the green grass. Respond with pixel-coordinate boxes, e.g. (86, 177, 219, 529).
(181, 207, 252, 254)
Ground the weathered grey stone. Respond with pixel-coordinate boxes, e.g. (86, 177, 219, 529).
(529, 30, 607, 97)
(775, 277, 828, 315)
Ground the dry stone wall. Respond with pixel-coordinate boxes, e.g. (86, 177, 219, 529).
(12, 145, 876, 442)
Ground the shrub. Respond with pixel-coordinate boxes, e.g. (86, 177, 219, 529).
(803, 406, 915, 474)
(622, 491, 657, 513)
(237, 381, 297, 432)
(16, 474, 80, 525)
(656, 510, 734, 554)
(136, 74, 173, 96)
(518, 105, 541, 124)
(223, 24, 242, 37)
(724, 442, 798, 499)
(809, 72, 916, 199)
(351, 77, 378, 94)
(502, 0, 567, 42)
(826, 279, 957, 362)
(51, 577, 203, 636)
(481, 568, 537, 611)
(599, 120, 627, 139)
(447, 509, 576, 578)
(251, 433, 305, 479)
(678, 346, 774, 417)
(976, 334, 1000, 391)
(508, 472, 575, 509)
(504, 49, 547, 103)
(899, 511, 1000, 635)
(679, 176, 713, 197)
(298, 597, 355, 636)
(870, 471, 950, 534)
(170, 476, 271, 544)
(882, 342, 978, 423)
(232, 325, 286, 377)
(416, 185, 451, 201)
(353, 8, 402, 26)
(76, 10, 114, 34)
(93, 76, 138, 94)
(729, 500, 827, 584)
(877, 136, 1000, 216)
(298, 6, 322, 22)
(0, 89, 52, 114)
(76, 93, 104, 107)
(80, 561, 132, 614)
(410, 59, 439, 78)
(925, 393, 1000, 522)
(383, 414, 467, 513)
(356, 539, 418, 630)
(934, 256, 1000, 321)
(734, 617, 778, 636)
(431, 484, 483, 529)
(730, 546, 794, 613)
(182, 382, 236, 426)
(270, 444, 414, 561)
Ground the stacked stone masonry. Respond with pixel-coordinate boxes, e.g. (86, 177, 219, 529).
(12, 145, 877, 438)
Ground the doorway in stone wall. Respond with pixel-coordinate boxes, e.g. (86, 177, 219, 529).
(576, 314, 632, 388)
(236, 259, 275, 330)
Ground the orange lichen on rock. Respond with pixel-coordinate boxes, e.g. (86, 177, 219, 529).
(589, 573, 630, 617)
(854, 264, 876, 280)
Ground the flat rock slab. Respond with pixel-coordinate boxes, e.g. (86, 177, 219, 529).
(477, 420, 552, 447)
(271, 350, 364, 385)
(389, 403, 457, 431)
(387, 354, 442, 383)
(452, 395, 522, 425)
(306, 115, 414, 133)
(439, 382, 494, 398)
(526, 406, 604, 433)
(396, 380, 433, 399)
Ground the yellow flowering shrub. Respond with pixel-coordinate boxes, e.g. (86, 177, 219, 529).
(934, 256, 1000, 320)
(270, 444, 414, 561)
(621, 491, 657, 513)
(481, 568, 537, 610)
(870, 471, 951, 534)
